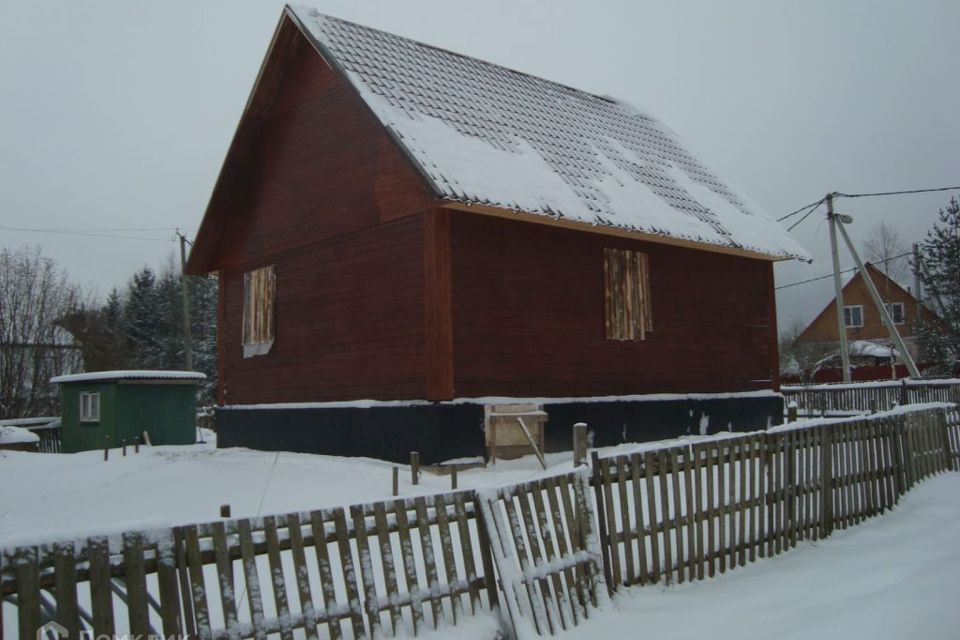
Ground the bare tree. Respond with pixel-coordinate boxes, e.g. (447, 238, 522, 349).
(0, 245, 84, 418)
(862, 221, 909, 286)
(779, 317, 832, 383)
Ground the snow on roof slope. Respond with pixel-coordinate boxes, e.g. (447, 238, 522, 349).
(50, 370, 206, 384)
(0, 426, 40, 445)
(288, 6, 811, 261)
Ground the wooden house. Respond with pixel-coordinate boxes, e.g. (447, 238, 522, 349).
(792, 262, 946, 379)
(186, 6, 810, 462)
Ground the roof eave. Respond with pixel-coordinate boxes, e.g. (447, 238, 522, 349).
(441, 200, 802, 262)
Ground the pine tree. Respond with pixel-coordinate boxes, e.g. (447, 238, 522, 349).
(124, 267, 163, 369)
(916, 196, 960, 374)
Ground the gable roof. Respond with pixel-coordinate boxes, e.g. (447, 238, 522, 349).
(285, 5, 810, 261)
(795, 262, 941, 343)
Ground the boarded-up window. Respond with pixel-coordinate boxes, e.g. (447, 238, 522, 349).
(242, 265, 276, 357)
(604, 248, 652, 341)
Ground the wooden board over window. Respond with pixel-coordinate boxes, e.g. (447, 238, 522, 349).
(604, 248, 652, 341)
(242, 265, 276, 357)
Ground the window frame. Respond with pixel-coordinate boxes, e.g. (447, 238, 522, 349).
(603, 247, 652, 341)
(79, 391, 101, 424)
(843, 305, 864, 328)
(884, 302, 905, 325)
(242, 265, 276, 358)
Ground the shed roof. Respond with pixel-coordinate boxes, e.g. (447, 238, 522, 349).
(50, 370, 206, 384)
(286, 5, 810, 261)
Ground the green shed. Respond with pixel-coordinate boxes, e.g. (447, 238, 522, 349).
(50, 370, 205, 453)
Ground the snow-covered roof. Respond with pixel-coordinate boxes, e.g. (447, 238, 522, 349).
(50, 370, 206, 384)
(0, 426, 40, 445)
(288, 6, 810, 261)
(849, 340, 899, 359)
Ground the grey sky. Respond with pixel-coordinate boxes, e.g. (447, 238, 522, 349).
(1, 0, 957, 330)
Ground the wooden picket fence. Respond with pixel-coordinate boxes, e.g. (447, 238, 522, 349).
(781, 378, 960, 414)
(591, 406, 960, 589)
(3, 405, 958, 640)
(1, 475, 605, 640)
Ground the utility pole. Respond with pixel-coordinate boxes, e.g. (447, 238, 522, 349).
(827, 193, 852, 383)
(835, 220, 920, 378)
(177, 230, 194, 371)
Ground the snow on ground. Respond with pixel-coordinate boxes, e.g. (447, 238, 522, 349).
(571, 472, 960, 640)
(2, 435, 959, 638)
(0, 432, 728, 547)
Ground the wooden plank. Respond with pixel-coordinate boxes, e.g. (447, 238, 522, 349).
(544, 476, 584, 623)
(331, 508, 366, 638)
(669, 448, 686, 583)
(471, 493, 500, 611)
(286, 512, 320, 640)
(589, 452, 613, 590)
(87, 537, 116, 638)
(15, 547, 40, 640)
(173, 527, 197, 639)
(349, 505, 383, 637)
(122, 533, 151, 638)
(556, 474, 590, 609)
(599, 459, 622, 587)
(683, 449, 698, 580)
(264, 516, 295, 640)
(693, 445, 707, 579)
(392, 501, 425, 633)
(516, 485, 560, 632)
(413, 497, 445, 628)
(530, 482, 575, 631)
(52, 542, 79, 639)
(372, 502, 403, 633)
(629, 453, 650, 585)
(433, 495, 464, 623)
(309, 511, 343, 640)
(238, 519, 268, 640)
(717, 442, 728, 570)
(656, 450, 674, 582)
(451, 494, 480, 613)
(616, 459, 636, 585)
(704, 443, 717, 575)
(184, 525, 212, 640)
(156, 534, 183, 638)
(502, 489, 550, 635)
(737, 439, 748, 567)
(210, 522, 240, 640)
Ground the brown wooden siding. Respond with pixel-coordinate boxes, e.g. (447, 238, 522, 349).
(448, 211, 777, 397)
(204, 20, 434, 273)
(796, 264, 944, 345)
(221, 215, 426, 404)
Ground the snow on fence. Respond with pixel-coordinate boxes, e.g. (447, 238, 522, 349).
(3, 405, 958, 640)
(476, 470, 607, 637)
(591, 405, 960, 589)
(781, 378, 960, 414)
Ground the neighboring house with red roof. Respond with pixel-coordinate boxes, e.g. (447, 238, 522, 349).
(186, 6, 810, 461)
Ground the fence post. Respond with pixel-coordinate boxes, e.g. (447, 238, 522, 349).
(392, 467, 399, 496)
(937, 409, 953, 472)
(819, 425, 834, 538)
(410, 451, 419, 486)
(589, 451, 614, 592)
(573, 423, 588, 466)
(787, 402, 798, 423)
(888, 417, 905, 498)
(900, 379, 909, 406)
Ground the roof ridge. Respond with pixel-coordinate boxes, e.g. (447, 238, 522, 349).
(292, 5, 649, 117)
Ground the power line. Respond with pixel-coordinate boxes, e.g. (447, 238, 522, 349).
(775, 250, 912, 290)
(835, 186, 960, 199)
(0, 225, 194, 242)
(777, 197, 827, 222)
(786, 199, 825, 232)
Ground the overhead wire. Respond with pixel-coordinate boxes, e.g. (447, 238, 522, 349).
(775, 250, 912, 290)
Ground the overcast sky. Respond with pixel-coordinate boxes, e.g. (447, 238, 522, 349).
(1, 0, 957, 330)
